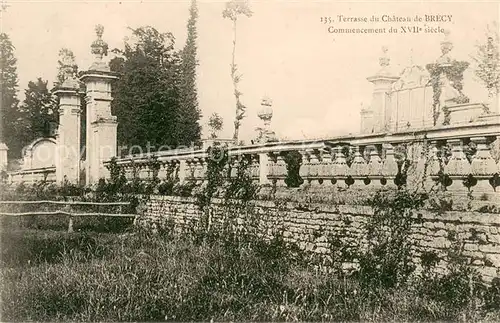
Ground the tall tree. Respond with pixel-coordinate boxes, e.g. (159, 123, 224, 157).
(177, 0, 201, 146)
(0, 33, 22, 158)
(222, 0, 252, 144)
(111, 26, 184, 152)
(472, 23, 500, 103)
(18, 78, 58, 144)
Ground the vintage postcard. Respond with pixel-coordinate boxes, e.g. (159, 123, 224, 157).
(1, 0, 499, 321)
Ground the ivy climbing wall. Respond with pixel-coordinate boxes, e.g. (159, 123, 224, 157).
(137, 194, 500, 282)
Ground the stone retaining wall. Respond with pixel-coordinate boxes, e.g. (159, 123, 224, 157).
(138, 195, 500, 281)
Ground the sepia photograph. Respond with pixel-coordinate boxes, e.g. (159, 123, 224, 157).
(0, 0, 500, 321)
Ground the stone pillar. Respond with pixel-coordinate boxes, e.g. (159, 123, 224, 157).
(259, 153, 269, 185)
(54, 87, 81, 184)
(80, 25, 119, 184)
(366, 47, 399, 133)
(0, 143, 8, 171)
(53, 56, 82, 184)
(275, 154, 287, 187)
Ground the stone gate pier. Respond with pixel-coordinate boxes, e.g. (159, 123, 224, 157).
(7, 25, 119, 185)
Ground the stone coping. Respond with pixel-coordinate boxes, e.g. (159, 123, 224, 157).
(139, 194, 500, 224)
(8, 166, 56, 175)
(108, 121, 500, 166)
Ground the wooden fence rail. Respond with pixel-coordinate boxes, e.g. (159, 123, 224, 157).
(0, 211, 136, 217)
(0, 200, 130, 206)
(0, 200, 137, 232)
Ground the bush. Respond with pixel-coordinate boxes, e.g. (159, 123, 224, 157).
(282, 151, 303, 188)
(355, 189, 427, 289)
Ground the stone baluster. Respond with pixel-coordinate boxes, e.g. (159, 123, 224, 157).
(158, 161, 168, 180)
(349, 146, 368, 177)
(308, 149, 320, 184)
(381, 143, 398, 178)
(444, 138, 471, 193)
(140, 163, 148, 180)
(428, 141, 441, 176)
(276, 154, 287, 186)
(192, 158, 199, 179)
(167, 160, 176, 180)
(319, 148, 333, 180)
(299, 150, 311, 181)
(367, 146, 383, 177)
(471, 137, 497, 176)
(332, 146, 348, 178)
(444, 139, 471, 176)
(186, 159, 195, 180)
(201, 157, 208, 181)
(250, 154, 260, 180)
(200, 157, 206, 178)
(259, 152, 270, 185)
(230, 158, 239, 178)
(267, 152, 277, 180)
(470, 136, 497, 198)
(348, 146, 368, 187)
(178, 159, 187, 183)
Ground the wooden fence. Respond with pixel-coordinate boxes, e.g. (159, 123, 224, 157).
(0, 200, 137, 232)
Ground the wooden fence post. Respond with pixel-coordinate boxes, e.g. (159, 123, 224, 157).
(68, 216, 74, 233)
(64, 205, 73, 233)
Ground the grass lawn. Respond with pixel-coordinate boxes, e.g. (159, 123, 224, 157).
(1, 224, 500, 321)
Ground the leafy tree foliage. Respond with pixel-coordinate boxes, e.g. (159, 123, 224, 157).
(472, 23, 500, 99)
(18, 78, 58, 145)
(111, 26, 200, 152)
(177, 0, 202, 146)
(0, 33, 22, 158)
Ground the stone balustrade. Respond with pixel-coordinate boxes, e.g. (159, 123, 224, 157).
(8, 166, 57, 185)
(104, 120, 500, 200)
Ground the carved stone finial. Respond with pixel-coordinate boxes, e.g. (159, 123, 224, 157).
(379, 46, 390, 67)
(487, 36, 495, 60)
(61, 58, 75, 79)
(440, 29, 453, 56)
(256, 95, 276, 143)
(95, 24, 104, 38)
(258, 95, 273, 123)
(261, 95, 273, 107)
(58, 49, 79, 89)
(91, 24, 108, 62)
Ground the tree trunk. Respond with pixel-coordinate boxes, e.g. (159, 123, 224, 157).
(231, 19, 240, 145)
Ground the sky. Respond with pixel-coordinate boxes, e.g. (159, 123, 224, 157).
(2, 0, 498, 142)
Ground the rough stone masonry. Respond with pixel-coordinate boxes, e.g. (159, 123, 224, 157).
(137, 194, 500, 282)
